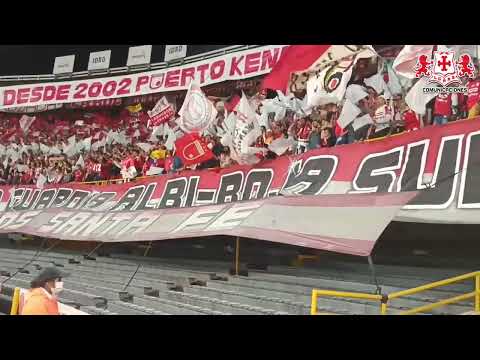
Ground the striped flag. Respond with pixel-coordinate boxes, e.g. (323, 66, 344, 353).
(262, 45, 368, 94)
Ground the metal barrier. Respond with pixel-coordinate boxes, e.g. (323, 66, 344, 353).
(310, 271, 480, 315)
(310, 289, 385, 315)
(385, 271, 480, 315)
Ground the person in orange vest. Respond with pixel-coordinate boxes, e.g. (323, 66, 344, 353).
(19, 267, 68, 315)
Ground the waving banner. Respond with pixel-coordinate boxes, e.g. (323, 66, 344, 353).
(0, 45, 288, 110)
(0, 119, 479, 254)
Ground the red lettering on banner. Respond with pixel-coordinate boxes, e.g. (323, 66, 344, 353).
(180, 67, 195, 86)
(3, 90, 16, 106)
(30, 87, 43, 103)
(244, 52, 261, 75)
(210, 60, 225, 80)
(56, 84, 71, 101)
(17, 88, 30, 104)
(261, 48, 281, 71)
(43, 86, 56, 101)
(230, 56, 244, 76)
(117, 78, 131, 96)
(136, 76, 149, 92)
(197, 64, 209, 83)
(165, 70, 180, 88)
(73, 83, 88, 99)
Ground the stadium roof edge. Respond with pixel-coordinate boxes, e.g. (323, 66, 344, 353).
(0, 45, 262, 86)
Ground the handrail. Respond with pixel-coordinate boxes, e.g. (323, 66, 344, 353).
(310, 289, 384, 315)
(386, 271, 480, 315)
(388, 271, 480, 300)
(310, 271, 480, 315)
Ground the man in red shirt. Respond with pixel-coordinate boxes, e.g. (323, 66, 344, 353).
(74, 167, 84, 182)
(467, 68, 480, 119)
(433, 93, 456, 126)
(100, 156, 113, 180)
(402, 107, 421, 131)
(294, 118, 312, 154)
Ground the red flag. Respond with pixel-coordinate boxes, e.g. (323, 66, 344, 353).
(225, 94, 241, 112)
(262, 45, 331, 92)
(174, 133, 214, 166)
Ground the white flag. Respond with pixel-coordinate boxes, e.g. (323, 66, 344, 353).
(106, 130, 115, 145)
(68, 135, 76, 145)
(164, 126, 177, 151)
(83, 137, 92, 152)
(364, 73, 386, 94)
(19, 115, 36, 133)
(148, 124, 164, 142)
(405, 78, 437, 115)
(268, 136, 296, 156)
(437, 45, 477, 58)
(235, 93, 262, 155)
(178, 80, 218, 133)
(392, 45, 434, 79)
(137, 143, 153, 153)
(49, 146, 62, 155)
(31, 143, 40, 154)
(352, 114, 374, 131)
(146, 166, 164, 176)
(17, 164, 29, 172)
(337, 99, 362, 128)
(0, 144, 5, 156)
(345, 84, 369, 105)
(36, 174, 47, 188)
(40, 143, 50, 154)
(76, 155, 85, 168)
(63, 142, 77, 158)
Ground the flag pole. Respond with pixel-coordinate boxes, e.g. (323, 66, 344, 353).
(235, 237, 240, 276)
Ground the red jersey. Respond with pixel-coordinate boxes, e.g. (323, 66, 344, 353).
(467, 79, 480, 110)
(164, 157, 173, 173)
(403, 110, 420, 131)
(122, 157, 135, 170)
(134, 156, 145, 172)
(100, 160, 113, 180)
(457, 93, 468, 114)
(74, 169, 84, 182)
(296, 123, 312, 141)
(433, 94, 452, 116)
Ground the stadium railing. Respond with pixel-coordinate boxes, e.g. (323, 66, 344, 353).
(310, 271, 480, 315)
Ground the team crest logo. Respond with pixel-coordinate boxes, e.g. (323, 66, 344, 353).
(149, 73, 165, 90)
(415, 51, 475, 87)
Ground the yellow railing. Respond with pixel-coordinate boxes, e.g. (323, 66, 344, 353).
(311, 271, 480, 315)
(386, 271, 480, 315)
(310, 289, 385, 315)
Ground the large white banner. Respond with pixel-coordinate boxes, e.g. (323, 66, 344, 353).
(0, 45, 288, 110)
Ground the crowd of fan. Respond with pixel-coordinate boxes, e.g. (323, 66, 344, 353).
(0, 70, 479, 187)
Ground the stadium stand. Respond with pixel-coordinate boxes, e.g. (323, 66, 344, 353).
(1, 45, 480, 315)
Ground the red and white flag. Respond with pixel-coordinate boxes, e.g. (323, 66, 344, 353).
(392, 45, 434, 79)
(178, 81, 217, 133)
(174, 132, 214, 166)
(19, 115, 36, 134)
(148, 97, 176, 127)
(262, 45, 367, 93)
(306, 49, 375, 107)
